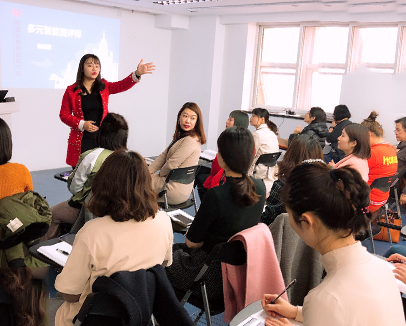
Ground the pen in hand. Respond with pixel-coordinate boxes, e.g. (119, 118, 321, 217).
(270, 279, 297, 304)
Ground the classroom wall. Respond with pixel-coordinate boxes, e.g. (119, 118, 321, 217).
(1, 0, 172, 171)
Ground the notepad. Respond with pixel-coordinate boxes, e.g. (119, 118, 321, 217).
(237, 309, 302, 326)
(37, 241, 72, 267)
(167, 209, 195, 227)
(200, 149, 217, 162)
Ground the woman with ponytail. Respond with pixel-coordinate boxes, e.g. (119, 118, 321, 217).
(0, 267, 48, 326)
(262, 163, 404, 326)
(166, 126, 266, 300)
(361, 111, 397, 216)
(249, 108, 280, 195)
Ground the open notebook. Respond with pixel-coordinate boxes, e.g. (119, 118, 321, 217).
(238, 309, 302, 326)
(37, 241, 72, 267)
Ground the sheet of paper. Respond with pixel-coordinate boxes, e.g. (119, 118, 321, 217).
(385, 261, 406, 294)
(237, 309, 302, 326)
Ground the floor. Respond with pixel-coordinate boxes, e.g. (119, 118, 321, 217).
(32, 167, 405, 326)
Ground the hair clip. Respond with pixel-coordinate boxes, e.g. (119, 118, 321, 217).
(330, 169, 340, 182)
(302, 159, 325, 164)
(358, 207, 370, 215)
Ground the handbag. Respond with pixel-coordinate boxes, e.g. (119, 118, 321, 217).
(373, 210, 401, 243)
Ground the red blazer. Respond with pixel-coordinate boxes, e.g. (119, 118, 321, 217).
(60, 73, 138, 166)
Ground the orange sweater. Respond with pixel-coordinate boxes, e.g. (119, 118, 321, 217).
(367, 142, 398, 208)
(0, 163, 33, 200)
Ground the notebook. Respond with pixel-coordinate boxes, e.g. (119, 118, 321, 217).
(200, 149, 217, 162)
(167, 209, 195, 227)
(37, 241, 72, 267)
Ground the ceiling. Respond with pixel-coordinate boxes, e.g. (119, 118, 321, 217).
(69, 0, 406, 17)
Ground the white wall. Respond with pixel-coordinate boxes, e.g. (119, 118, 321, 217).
(1, 0, 172, 171)
(167, 16, 225, 151)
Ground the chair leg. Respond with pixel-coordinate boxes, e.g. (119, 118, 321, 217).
(368, 222, 376, 254)
(164, 193, 169, 210)
(193, 310, 204, 325)
(384, 203, 393, 247)
(200, 282, 212, 326)
(395, 188, 402, 228)
(192, 189, 198, 214)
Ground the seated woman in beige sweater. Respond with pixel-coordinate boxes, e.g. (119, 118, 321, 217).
(149, 102, 206, 205)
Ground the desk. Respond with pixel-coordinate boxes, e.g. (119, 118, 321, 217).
(29, 234, 75, 269)
(230, 300, 302, 326)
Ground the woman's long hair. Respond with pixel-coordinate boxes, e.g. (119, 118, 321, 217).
(0, 117, 12, 165)
(251, 108, 278, 135)
(88, 150, 159, 222)
(277, 134, 323, 180)
(217, 126, 259, 206)
(343, 123, 371, 159)
(73, 54, 105, 93)
(0, 268, 47, 326)
(281, 163, 372, 237)
(172, 102, 206, 144)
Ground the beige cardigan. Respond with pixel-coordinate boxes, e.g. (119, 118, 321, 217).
(149, 136, 201, 205)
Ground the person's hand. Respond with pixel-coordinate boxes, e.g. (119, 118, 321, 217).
(400, 194, 406, 206)
(328, 160, 335, 167)
(83, 121, 98, 133)
(331, 120, 337, 127)
(265, 317, 293, 326)
(135, 59, 155, 76)
(386, 253, 406, 263)
(293, 126, 302, 134)
(262, 294, 297, 319)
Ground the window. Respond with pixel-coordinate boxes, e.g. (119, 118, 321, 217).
(253, 23, 405, 114)
(255, 26, 300, 108)
(297, 26, 349, 113)
(350, 26, 398, 74)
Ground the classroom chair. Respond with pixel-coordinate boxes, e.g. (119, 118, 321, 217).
(368, 173, 402, 254)
(177, 240, 247, 326)
(158, 165, 200, 214)
(74, 264, 193, 326)
(252, 152, 282, 174)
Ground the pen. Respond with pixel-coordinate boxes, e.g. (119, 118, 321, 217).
(56, 248, 70, 256)
(270, 279, 297, 304)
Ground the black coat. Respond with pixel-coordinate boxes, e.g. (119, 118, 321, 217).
(288, 121, 329, 149)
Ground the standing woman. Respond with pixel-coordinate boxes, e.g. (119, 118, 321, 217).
(149, 102, 206, 206)
(60, 54, 155, 167)
(330, 123, 371, 182)
(0, 118, 33, 200)
(361, 111, 397, 217)
(166, 126, 266, 300)
(249, 108, 279, 196)
(261, 163, 404, 326)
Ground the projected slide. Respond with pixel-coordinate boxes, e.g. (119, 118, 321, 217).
(0, 1, 120, 89)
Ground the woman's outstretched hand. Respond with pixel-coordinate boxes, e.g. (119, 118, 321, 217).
(386, 253, 406, 283)
(135, 59, 155, 76)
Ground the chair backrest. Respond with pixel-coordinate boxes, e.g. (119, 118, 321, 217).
(208, 241, 246, 266)
(255, 152, 281, 168)
(370, 175, 397, 192)
(164, 165, 200, 186)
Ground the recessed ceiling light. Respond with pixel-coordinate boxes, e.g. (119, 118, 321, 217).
(153, 0, 218, 5)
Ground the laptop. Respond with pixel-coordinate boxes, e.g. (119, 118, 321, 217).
(0, 90, 8, 102)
